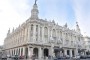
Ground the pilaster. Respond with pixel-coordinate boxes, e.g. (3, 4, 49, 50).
(28, 25, 31, 42)
(70, 49, 72, 57)
(23, 47, 25, 56)
(64, 49, 67, 56)
(39, 47, 42, 59)
(42, 26, 44, 43)
(38, 25, 40, 42)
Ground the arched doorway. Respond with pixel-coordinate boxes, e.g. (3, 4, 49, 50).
(44, 48, 49, 57)
(33, 48, 38, 59)
(54, 49, 60, 57)
(25, 47, 28, 59)
(67, 50, 70, 56)
(72, 50, 75, 57)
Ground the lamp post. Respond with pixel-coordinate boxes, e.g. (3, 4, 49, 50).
(49, 36, 55, 60)
(41, 40, 45, 59)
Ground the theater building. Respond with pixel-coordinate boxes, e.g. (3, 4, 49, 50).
(3, 0, 86, 59)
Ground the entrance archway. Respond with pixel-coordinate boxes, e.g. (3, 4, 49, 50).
(25, 47, 28, 59)
(33, 48, 38, 58)
(44, 48, 49, 57)
(54, 49, 60, 57)
(67, 50, 70, 56)
(72, 50, 75, 57)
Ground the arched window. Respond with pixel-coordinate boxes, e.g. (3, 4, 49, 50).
(66, 33, 68, 39)
(44, 48, 49, 57)
(31, 24, 33, 31)
(78, 37, 80, 41)
(18, 48, 20, 56)
(16, 49, 18, 55)
(40, 27, 42, 37)
(12, 50, 13, 56)
(44, 27, 48, 41)
(52, 29, 56, 40)
(44, 27, 48, 35)
(60, 31, 62, 37)
(57, 30, 59, 39)
(36, 25, 38, 41)
(31, 24, 33, 36)
(33, 48, 38, 59)
(36, 25, 38, 32)
(25, 47, 28, 59)
(14, 49, 15, 55)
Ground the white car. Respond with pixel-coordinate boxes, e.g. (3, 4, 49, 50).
(73, 55, 80, 60)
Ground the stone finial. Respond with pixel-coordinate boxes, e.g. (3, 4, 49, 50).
(76, 22, 79, 26)
(13, 27, 14, 32)
(57, 23, 58, 25)
(52, 20, 55, 23)
(7, 28, 10, 36)
(64, 23, 67, 28)
(8, 28, 10, 33)
(76, 22, 81, 33)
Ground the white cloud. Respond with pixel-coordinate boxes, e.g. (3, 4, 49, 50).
(0, 0, 30, 45)
(71, 0, 90, 36)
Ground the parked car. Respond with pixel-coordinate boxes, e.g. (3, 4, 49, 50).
(73, 55, 80, 60)
(80, 55, 87, 59)
(65, 55, 70, 59)
(86, 55, 90, 58)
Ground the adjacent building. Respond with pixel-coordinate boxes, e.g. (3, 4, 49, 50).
(0, 46, 3, 58)
(3, 0, 86, 59)
(84, 36, 90, 55)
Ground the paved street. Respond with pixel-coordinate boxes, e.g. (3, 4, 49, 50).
(1, 59, 90, 60)
(65, 59, 90, 60)
(55, 59, 90, 60)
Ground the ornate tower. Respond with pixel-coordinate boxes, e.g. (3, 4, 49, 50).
(76, 22, 81, 33)
(30, 0, 39, 20)
(64, 23, 68, 28)
(7, 28, 10, 36)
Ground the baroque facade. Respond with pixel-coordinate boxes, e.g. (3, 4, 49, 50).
(3, 0, 86, 59)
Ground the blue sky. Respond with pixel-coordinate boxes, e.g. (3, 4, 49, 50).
(0, 0, 90, 45)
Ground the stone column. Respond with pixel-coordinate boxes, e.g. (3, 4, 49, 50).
(33, 24, 36, 42)
(64, 49, 67, 56)
(31, 47, 33, 57)
(42, 47, 44, 59)
(62, 32, 65, 46)
(51, 29, 52, 37)
(50, 44, 54, 57)
(24, 28, 26, 42)
(23, 47, 25, 56)
(48, 28, 50, 43)
(28, 24, 31, 42)
(28, 47, 33, 58)
(28, 47, 30, 58)
(39, 47, 42, 59)
(42, 27, 44, 43)
(75, 48, 78, 57)
(70, 49, 72, 57)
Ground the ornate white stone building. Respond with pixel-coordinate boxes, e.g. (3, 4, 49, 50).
(3, 0, 86, 59)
